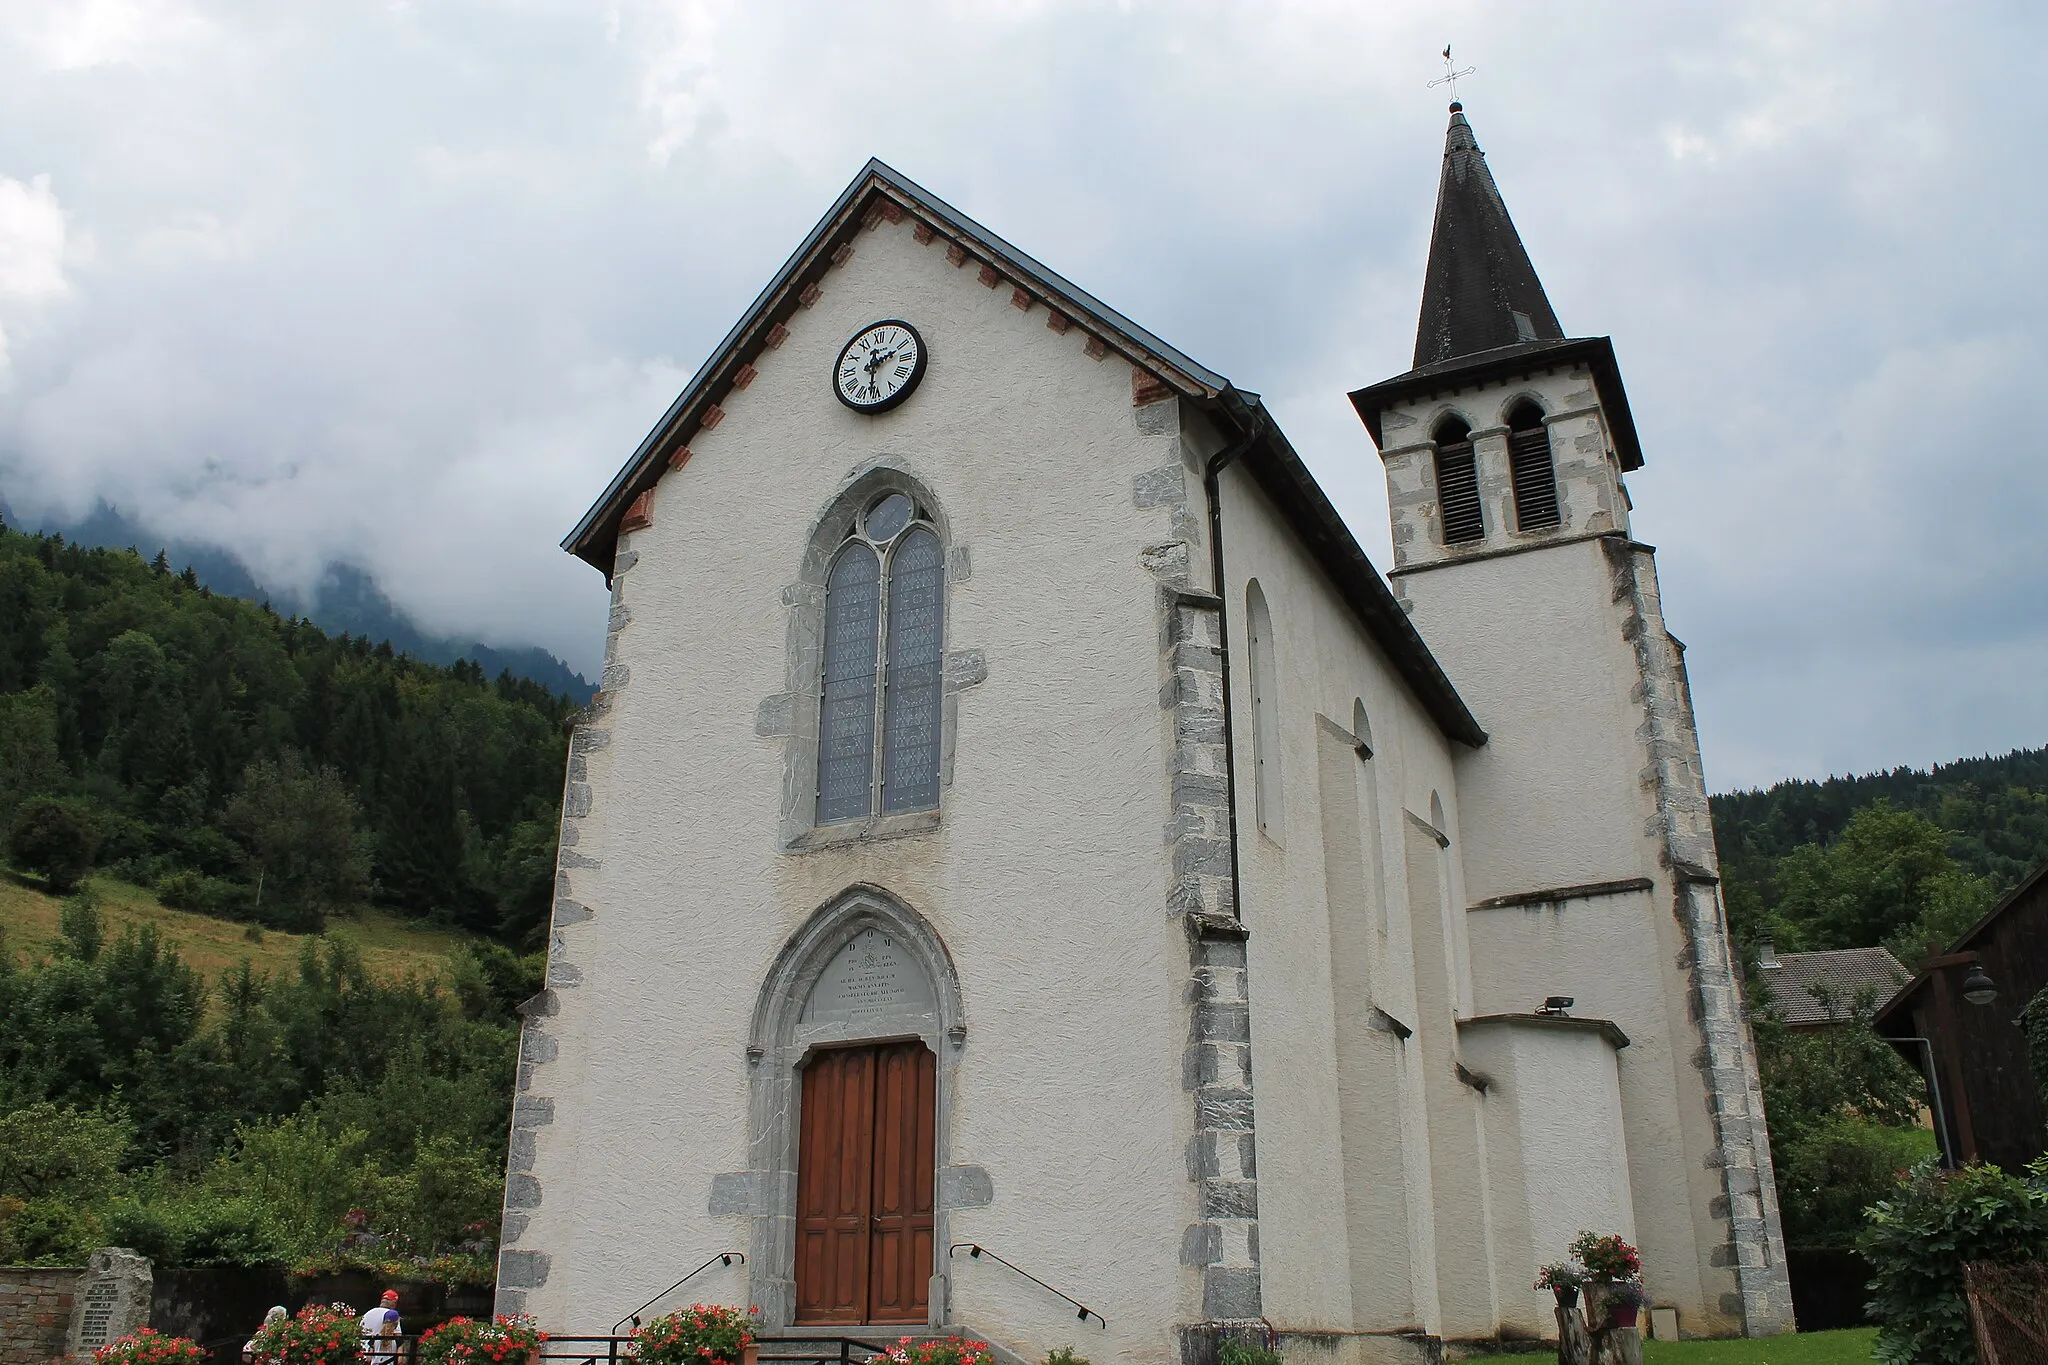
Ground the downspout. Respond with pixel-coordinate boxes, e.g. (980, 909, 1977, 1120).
(1203, 408, 1267, 921)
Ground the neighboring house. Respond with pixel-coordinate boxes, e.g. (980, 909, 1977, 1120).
(1877, 861, 2048, 1170)
(497, 104, 1794, 1363)
(1756, 945, 1908, 1031)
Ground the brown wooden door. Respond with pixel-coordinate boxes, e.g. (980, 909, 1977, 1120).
(795, 1041, 936, 1325)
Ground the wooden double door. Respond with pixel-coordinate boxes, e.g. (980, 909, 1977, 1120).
(795, 1041, 937, 1325)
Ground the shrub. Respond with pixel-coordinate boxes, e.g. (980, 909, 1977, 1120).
(93, 1328, 208, 1365)
(881, 1340, 993, 1365)
(9, 796, 101, 891)
(1216, 1343, 1281, 1365)
(418, 1316, 546, 1365)
(247, 1303, 365, 1365)
(632, 1305, 757, 1365)
(1043, 1350, 1091, 1365)
(156, 868, 256, 920)
(1861, 1159, 2048, 1364)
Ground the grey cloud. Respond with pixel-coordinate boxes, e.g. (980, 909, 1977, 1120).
(0, 2, 2041, 787)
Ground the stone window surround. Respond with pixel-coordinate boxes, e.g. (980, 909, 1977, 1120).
(734, 882, 976, 1328)
(760, 459, 987, 851)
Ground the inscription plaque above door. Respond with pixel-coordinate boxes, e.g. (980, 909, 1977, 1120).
(803, 928, 937, 1031)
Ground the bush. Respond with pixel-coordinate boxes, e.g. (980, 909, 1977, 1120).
(247, 1303, 365, 1365)
(1861, 1159, 2048, 1364)
(156, 868, 256, 920)
(1043, 1351, 1091, 1365)
(8, 796, 101, 891)
(1216, 1344, 1281, 1365)
(418, 1317, 545, 1365)
(1776, 1114, 1933, 1250)
(92, 1328, 208, 1365)
(633, 1306, 758, 1365)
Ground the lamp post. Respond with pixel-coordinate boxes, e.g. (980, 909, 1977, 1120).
(1921, 950, 2000, 1164)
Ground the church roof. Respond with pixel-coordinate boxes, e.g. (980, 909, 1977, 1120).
(563, 159, 1487, 748)
(1413, 105, 1564, 368)
(1347, 108, 1645, 471)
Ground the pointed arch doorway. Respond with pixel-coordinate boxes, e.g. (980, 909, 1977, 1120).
(748, 888, 965, 1330)
(795, 1040, 936, 1324)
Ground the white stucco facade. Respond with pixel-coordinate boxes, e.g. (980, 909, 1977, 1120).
(500, 155, 1790, 1365)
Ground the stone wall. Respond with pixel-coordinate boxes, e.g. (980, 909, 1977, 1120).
(0, 1267, 81, 1365)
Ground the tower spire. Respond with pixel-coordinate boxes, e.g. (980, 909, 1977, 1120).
(1412, 104, 1564, 369)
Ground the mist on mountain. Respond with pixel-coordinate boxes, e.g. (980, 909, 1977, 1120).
(4, 499, 594, 703)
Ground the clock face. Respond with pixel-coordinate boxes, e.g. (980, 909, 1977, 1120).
(833, 320, 927, 413)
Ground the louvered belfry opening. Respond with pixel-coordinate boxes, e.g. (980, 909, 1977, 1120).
(1507, 400, 1561, 531)
(1433, 417, 1484, 545)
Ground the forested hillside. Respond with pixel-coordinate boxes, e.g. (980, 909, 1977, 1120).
(1712, 747, 2048, 1253)
(1712, 747, 2048, 959)
(0, 526, 574, 946)
(0, 525, 559, 1273)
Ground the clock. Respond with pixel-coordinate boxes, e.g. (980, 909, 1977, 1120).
(832, 319, 927, 413)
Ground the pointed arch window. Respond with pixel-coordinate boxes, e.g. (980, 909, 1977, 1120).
(817, 492, 946, 823)
(1507, 400, 1560, 531)
(1433, 417, 1484, 545)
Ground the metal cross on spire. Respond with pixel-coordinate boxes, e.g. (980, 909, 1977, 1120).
(1428, 44, 1475, 106)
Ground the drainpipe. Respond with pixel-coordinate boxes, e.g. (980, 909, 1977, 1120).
(1202, 408, 1267, 921)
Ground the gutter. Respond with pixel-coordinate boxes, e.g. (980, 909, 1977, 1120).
(1203, 408, 1269, 921)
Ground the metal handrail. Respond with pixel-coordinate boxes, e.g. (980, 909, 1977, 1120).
(532, 1336, 887, 1365)
(948, 1242, 1106, 1328)
(610, 1252, 748, 1333)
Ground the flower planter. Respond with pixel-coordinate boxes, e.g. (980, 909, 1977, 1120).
(1551, 1287, 1580, 1310)
(1609, 1302, 1638, 1330)
(740, 1346, 759, 1365)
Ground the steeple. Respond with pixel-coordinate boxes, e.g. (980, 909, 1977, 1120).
(1412, 103, 1564, 369)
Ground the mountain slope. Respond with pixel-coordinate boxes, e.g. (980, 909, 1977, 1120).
(5, 499, 594, 701)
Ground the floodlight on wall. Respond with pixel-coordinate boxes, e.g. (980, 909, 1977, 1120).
(1537, 996, 1575, 1016)
(1962, 963, 1999, 1006)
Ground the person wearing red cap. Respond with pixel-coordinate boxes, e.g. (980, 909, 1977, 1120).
(360, 1291, 401, 1365)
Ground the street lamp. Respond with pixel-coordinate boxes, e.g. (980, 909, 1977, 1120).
(1962, 963, 1998, 1006)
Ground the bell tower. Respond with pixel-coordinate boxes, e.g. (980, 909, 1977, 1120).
(1350, 103, 1796, 1338)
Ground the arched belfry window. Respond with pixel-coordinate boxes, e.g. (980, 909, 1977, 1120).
(1507, 400, 1560, 531)
(818, 491, 945, 823)
(1433, 417, 1484, 545)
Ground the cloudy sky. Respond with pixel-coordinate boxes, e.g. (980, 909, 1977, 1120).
(0, 1, 2040, 790)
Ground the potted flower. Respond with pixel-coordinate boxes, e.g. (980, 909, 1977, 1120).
(1597, 1280, 1651, 1330)
(249, 1304, 368, 1365)
(419, 1316, 548, 1365)
(94, 1328, 209, 1365)
(881, 1339, 995, 1365)
(631, 1305, 758, 1365)
(1567, 1231, 1641, 1285)
(1533, 1262, 1585, 1308)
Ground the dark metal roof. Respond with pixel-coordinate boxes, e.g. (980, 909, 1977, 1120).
(1760, 947, 1909, 1027)
(1414, 104, 1563, 369)
(1347, 335, 1646, 472)
(561, 159, 1487, 749)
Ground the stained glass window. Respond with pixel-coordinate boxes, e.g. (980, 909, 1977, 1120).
(814, 495, 946, 825)
(881, 527, 944, 813)
(817, 543, 881, 824)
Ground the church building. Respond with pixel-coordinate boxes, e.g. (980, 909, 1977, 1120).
(497, 105, 1793, 1363)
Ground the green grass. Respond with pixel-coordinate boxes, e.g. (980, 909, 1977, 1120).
(1457, 1327, 1875, 1364)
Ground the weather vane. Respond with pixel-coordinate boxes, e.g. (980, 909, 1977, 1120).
(1428, 44, 1474, 106)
